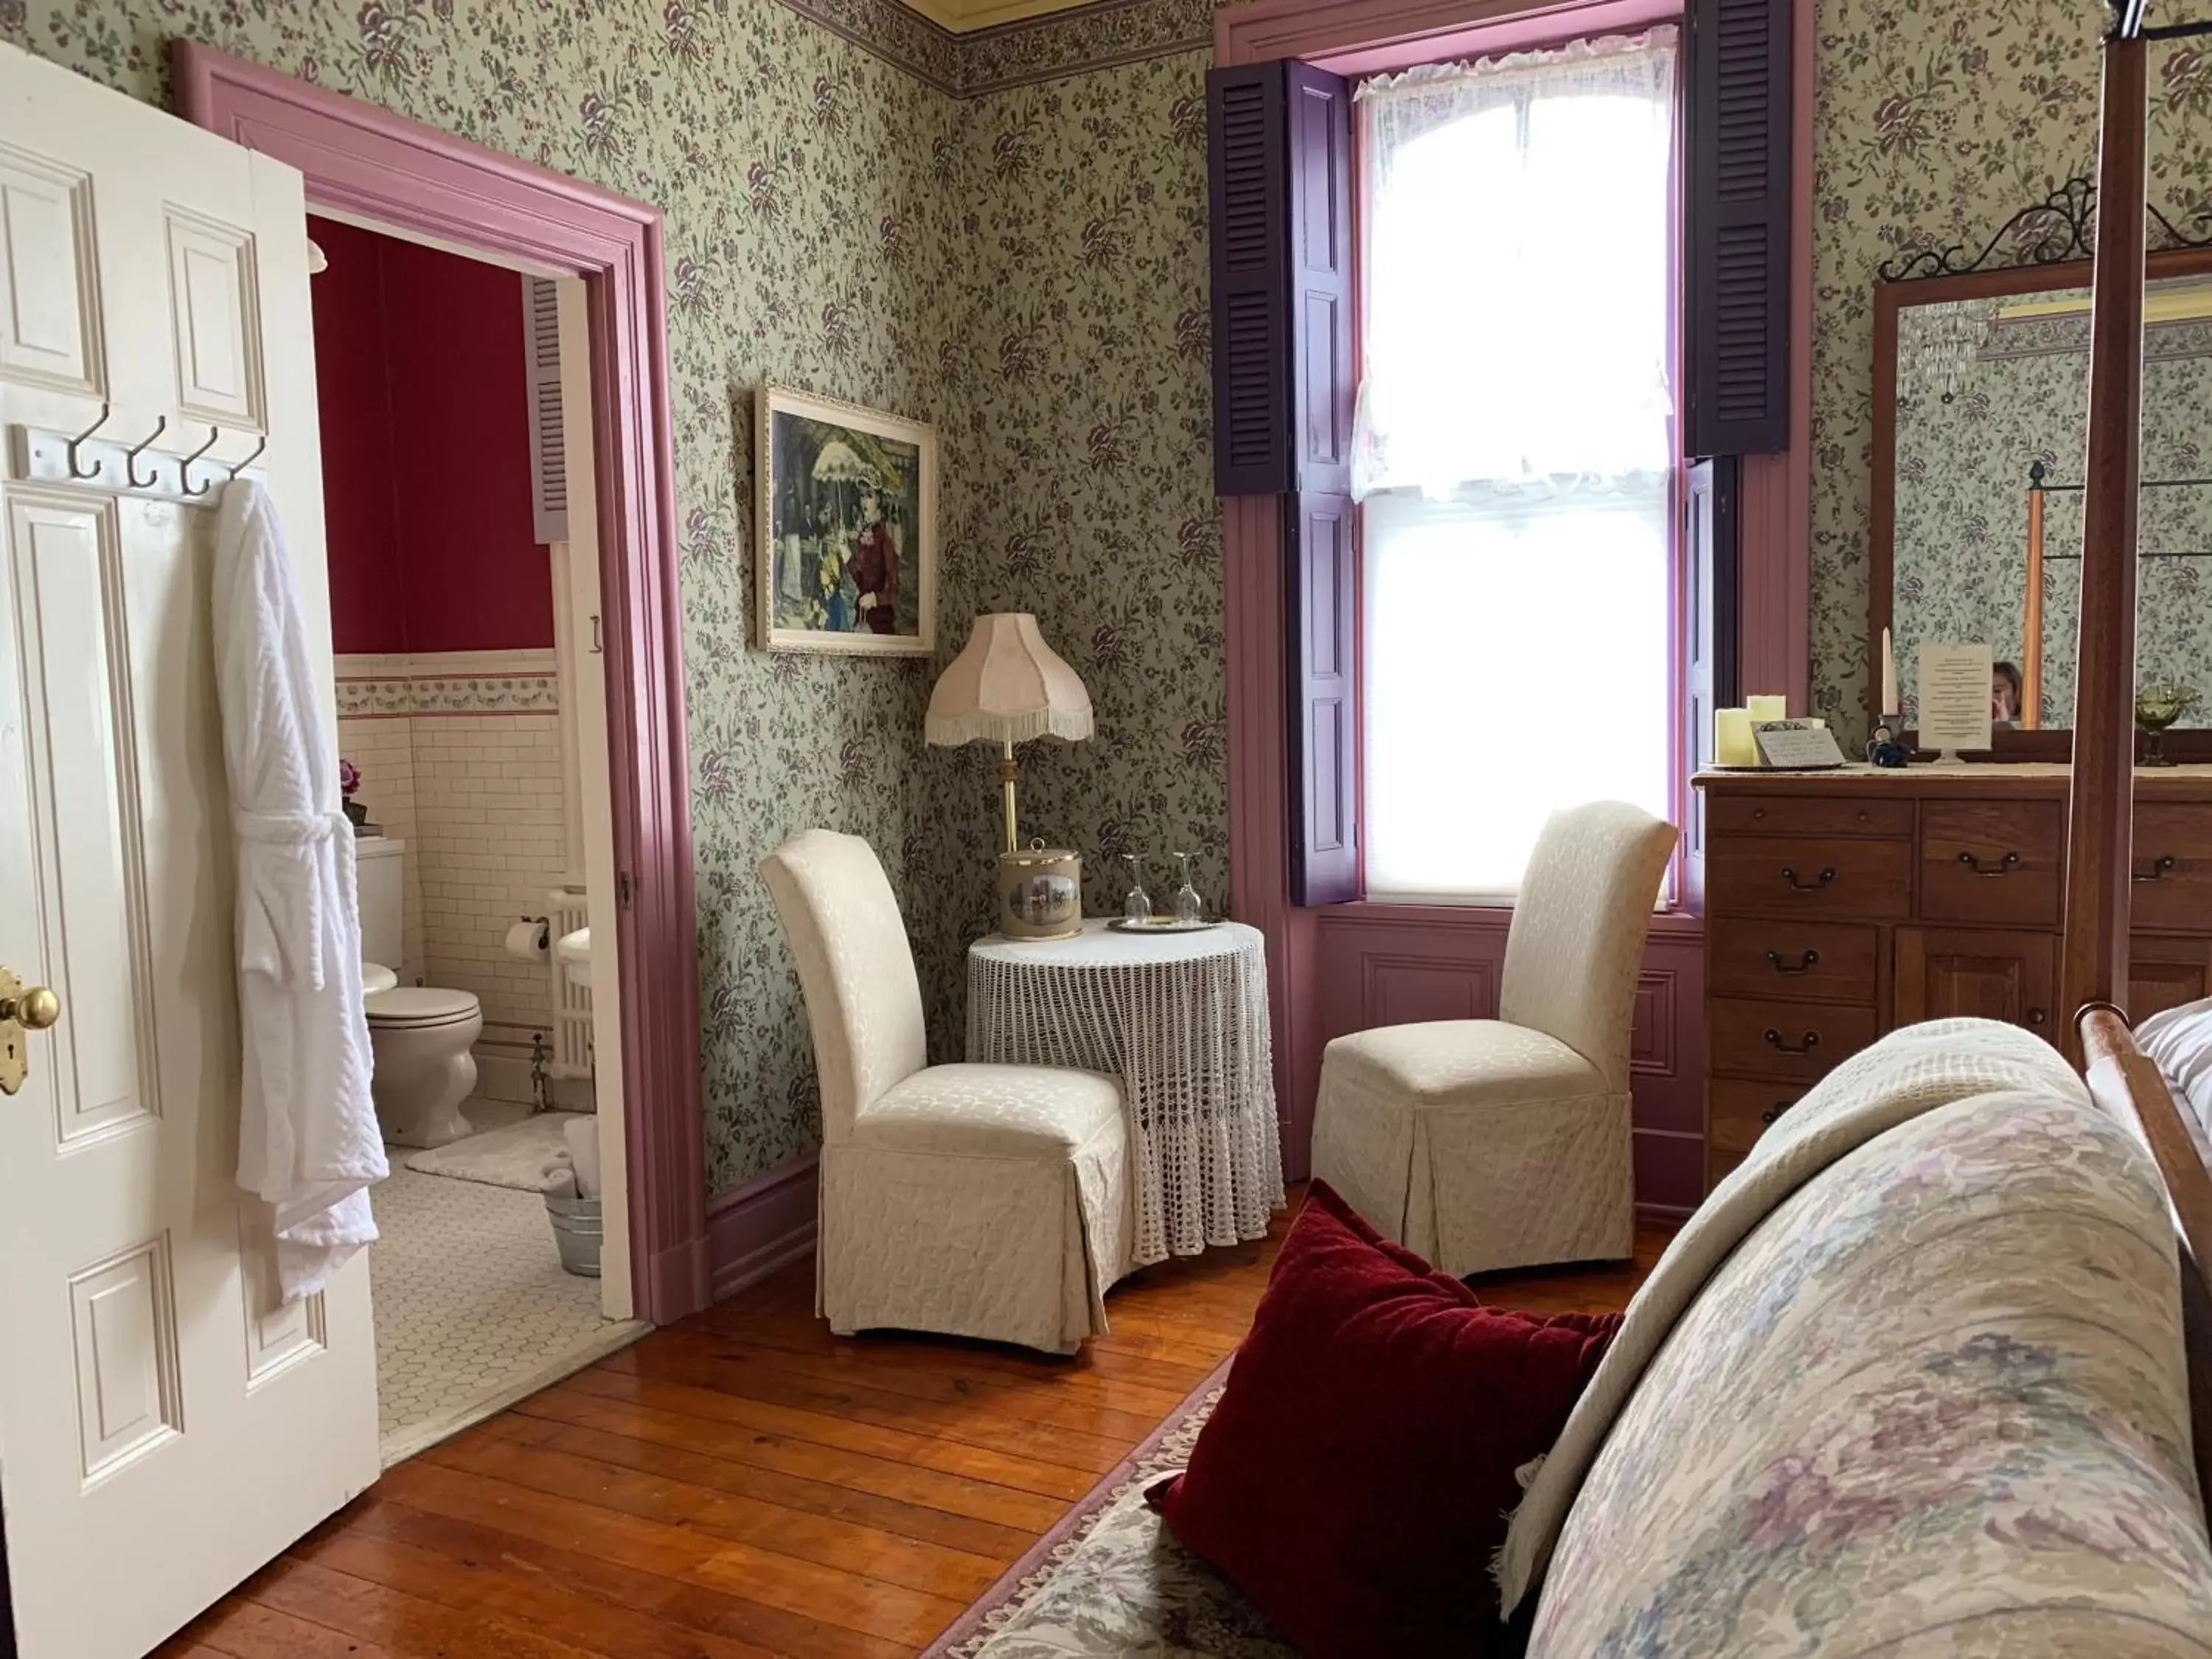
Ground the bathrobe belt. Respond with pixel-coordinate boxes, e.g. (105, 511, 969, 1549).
(234, 807, 353, 993)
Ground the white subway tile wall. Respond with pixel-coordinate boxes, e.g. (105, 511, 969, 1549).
(337, 652, 569, 1098)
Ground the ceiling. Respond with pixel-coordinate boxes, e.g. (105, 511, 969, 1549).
(897, 0, 1101, 32)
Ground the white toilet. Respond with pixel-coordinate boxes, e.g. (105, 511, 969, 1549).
(356, 836, 484, 1149)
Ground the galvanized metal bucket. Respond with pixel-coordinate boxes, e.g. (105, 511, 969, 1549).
(543, 1188, 603, 1277)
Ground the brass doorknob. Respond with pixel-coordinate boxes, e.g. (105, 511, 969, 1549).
(3, 985, 60, 1029)
(0, 969, 59, 1096)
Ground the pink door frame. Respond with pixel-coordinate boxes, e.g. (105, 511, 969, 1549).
(1215, 0, 1815, 1185)
(173, 44, 710, 1324)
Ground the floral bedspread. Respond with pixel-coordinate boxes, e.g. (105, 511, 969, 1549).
(1528, 1087, 2212, 1657)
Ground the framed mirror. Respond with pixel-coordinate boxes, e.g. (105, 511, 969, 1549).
(1870, 204, 2212, 760)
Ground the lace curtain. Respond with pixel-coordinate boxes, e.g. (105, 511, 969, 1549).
(1349, 29, 1680, 502)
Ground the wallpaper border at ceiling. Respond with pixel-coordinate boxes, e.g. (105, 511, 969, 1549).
(775, 0, 1212, 94)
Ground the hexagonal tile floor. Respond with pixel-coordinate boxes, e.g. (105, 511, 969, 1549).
(368, 1161, 644, 1466)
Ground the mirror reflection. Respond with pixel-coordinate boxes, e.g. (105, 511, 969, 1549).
(1888, 271, 2212, 731)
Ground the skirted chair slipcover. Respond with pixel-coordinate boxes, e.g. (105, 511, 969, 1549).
(761, 829, 1134, 1354)
(1311, 800, 1677, 1276)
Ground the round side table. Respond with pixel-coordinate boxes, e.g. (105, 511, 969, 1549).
(966, 919, 1284, 1265)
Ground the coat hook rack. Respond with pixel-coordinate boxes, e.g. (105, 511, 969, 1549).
(228, 434, 268, 479)
(65, 403, 112, 480)
(124, 415, 168, 489)
(180, 425, 222, 497)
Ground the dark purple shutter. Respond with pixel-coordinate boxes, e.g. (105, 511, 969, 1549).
(1685, 0, 1792, 456)
(1284, 66, 1356, 904)
(1208, 61, 1357, 903)
(1289, 491, 1357, 905)
(1287, 65, 1354, 495)
(1683, 456, 1740, 905)
(1208, 65, 1290, 495)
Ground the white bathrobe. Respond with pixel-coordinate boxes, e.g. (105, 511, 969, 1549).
(213, 481, 386, 1300)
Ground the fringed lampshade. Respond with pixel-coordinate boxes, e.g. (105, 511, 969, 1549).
(926, 614, 1093, 853)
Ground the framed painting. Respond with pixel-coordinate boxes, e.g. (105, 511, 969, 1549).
(754, 386, 937, 655)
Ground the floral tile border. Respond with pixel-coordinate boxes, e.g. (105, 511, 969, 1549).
(771, 0, 1212, 95)
(336, 673, 561, 717)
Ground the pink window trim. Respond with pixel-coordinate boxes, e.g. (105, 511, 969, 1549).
(172, 43, 712, 1323)
(1218, 0, 1815, 1177)
(1312, 0, 1682, 74)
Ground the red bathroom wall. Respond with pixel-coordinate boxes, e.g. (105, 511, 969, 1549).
(310, 215, 554, 655)
(310, 218, 406, 655)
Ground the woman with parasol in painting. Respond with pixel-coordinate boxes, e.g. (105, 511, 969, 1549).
(810, 439, 895, 633)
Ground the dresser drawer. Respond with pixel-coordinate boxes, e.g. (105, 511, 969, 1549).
(1710, 996, 1879, 1084)
(1709, 1078, 1804, 1162)
(1709, 919, 1880, 1004)
(2130, 805, 2212, 932)
(1708, 837, 1913, 920)
(1708, 795, 1913, 840)
(1919, 801, 2064, 925)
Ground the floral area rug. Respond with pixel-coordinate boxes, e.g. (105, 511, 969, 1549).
(921, 1357, 1295, 1659)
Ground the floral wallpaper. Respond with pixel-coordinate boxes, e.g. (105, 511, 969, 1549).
(906, 53, 1223, 1046)
(1809, 0, 2212, 744)
(8, 0, 968, 1192)
(1891, 302, 2212, 727)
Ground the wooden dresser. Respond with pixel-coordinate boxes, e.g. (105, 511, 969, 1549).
(1694, 763, 2212, 1190)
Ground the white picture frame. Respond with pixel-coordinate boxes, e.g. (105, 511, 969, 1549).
(754, 384, 937, 656)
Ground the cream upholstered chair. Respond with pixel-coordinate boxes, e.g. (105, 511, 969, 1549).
(1311, 801, 1677, 1276)
(760, 829, 1133, 1354)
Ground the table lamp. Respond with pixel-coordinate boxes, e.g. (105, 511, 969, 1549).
(927, 613, 1093, 939)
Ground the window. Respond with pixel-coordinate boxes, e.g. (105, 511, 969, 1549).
(1354, 31, 1680, 901)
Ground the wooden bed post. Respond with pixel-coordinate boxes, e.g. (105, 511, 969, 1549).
(2067, 2, 2212, 1301)
(2059, 21, 2149, 1038)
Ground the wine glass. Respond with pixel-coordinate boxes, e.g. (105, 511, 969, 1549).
(1172, 852, 1204, 924)
(1121, 854, 1152, 924)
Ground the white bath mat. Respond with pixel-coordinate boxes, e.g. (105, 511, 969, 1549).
(403, 1110, 591, 1192)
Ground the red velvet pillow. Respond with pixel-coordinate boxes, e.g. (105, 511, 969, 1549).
(1149, 1182, 1621, 1659)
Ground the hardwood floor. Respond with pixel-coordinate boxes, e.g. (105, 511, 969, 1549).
(163, 1196, 1672, 1659)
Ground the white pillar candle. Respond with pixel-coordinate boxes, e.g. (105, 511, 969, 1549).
(1747, 694, 1788, 725)
(1880, 626, 1897, 716)
(1715, 707, 1757, 767)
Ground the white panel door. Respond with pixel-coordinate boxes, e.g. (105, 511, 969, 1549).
(0, 43, 379, 1659)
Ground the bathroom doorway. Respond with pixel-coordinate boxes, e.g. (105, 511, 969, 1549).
(308, 212, 647, 1463)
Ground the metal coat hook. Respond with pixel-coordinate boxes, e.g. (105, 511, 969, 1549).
(65, 403, 112, 479)
(124, 415, 168, 489)
(227, 434, 268, 479)
(180, 425, 222, 496)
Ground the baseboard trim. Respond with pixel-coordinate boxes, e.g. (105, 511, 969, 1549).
(708, 1150, 820, 1301)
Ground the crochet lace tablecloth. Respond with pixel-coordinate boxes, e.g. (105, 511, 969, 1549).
(967, 919, 1285, 1266)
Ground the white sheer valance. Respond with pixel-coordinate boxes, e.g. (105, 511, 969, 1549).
(1350, 29, 1679, 501)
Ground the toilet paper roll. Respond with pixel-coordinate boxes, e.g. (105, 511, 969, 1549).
(504, 917, 548, 961)
(564, 1114, 601, 1200)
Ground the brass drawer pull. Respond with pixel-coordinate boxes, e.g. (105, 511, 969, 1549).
(1955, 849, 2022, 877)
(2133, 855, 2178, 883)
(1778, 866, 1836, 892)
(2027, 1008, 2048, 1026)
(1764, 948, 1820, 975)
(1763, 1027, 1820, 1055)
(1761, 1100, 1795, 1125)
